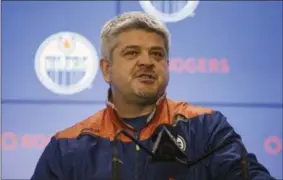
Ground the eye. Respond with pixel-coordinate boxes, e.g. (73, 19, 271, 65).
(124, 51, 138, 58)
(151, 51, 164, 60)
(125, 51, 138, 56)
(152, 52, 162, 56)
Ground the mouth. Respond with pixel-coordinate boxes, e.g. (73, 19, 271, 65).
(137, 74, 157, 80)
(136, 73, 157, 84)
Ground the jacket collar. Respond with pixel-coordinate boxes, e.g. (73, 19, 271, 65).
(105, 88, 167, 131)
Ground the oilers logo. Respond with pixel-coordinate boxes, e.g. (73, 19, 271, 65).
(58, 35, 76, 55)
(176, 135, 186, 152)
(35, 32, 99, 95)
(139, 0, 199, 23)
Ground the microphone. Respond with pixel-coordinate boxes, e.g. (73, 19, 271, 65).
(112, 124, 250, 180)
(150, 124, 188, 163)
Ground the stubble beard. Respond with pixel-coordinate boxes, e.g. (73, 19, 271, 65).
(132, 86, 161, 105)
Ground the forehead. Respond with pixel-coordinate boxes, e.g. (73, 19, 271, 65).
(116, 29, 166, 49)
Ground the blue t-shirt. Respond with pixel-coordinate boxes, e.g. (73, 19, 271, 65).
(123, 114, 149, 131)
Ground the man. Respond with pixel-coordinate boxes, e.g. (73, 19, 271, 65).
(31, 11, 275, 180)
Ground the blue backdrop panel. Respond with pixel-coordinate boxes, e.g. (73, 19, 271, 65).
(2, 104, 105, 179)
(120, 1, 283, 104)
(2, 1, 282, 103)
(2, 1, 114, 101)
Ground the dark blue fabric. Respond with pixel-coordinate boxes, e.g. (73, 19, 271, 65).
(123, 114, 148, 131)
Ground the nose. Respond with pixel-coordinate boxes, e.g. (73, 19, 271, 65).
(137, 51, 154, 67)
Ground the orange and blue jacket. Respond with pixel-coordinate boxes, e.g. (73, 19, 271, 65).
(31, 96, 275, 180)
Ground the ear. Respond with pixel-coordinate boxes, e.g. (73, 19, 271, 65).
(165, 59, 169, 67)
(100, 58, 112, 84)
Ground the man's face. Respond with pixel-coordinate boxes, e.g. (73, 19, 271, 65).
(102, 29, 169, 103)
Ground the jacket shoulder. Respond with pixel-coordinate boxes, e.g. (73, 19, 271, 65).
(54, 108, 106, 139)
(166, 98, 215, 120)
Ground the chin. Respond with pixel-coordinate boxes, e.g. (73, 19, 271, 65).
(135, 91, 158, 99)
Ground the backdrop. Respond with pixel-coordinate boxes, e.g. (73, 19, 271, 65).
(1, 1, 282, 179)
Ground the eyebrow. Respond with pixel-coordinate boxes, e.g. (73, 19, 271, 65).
(121, 45, 140, 52)
(121, 45, 165, 52)
(150, 46, 165, 51)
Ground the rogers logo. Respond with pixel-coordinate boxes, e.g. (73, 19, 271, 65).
(169, 57, 230, 73)
(1, 132, 51, 150)
(264, 136, 282, 155)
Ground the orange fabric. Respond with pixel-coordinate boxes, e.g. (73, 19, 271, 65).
(55, 98, 214, 142)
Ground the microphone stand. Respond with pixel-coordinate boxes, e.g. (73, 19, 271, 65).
(112, 128, 250, 180)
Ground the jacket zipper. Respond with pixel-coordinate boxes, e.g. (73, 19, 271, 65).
(134, 131, 140, 180)
(132, 108, 161, 180)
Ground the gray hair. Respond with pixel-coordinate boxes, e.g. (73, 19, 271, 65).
(100, 11, 170, 61)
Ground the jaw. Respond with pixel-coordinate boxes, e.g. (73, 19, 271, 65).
(132, 81, 160, 99)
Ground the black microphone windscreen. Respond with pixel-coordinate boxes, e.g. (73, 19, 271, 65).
(151, 124, 177, 142)
(151, 123, 188, 162)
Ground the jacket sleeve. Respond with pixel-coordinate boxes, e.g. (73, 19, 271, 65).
(207, 111, 276, 180)
(31, 136, 64, 180)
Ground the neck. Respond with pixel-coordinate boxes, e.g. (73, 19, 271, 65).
(109, 91, 156, 118)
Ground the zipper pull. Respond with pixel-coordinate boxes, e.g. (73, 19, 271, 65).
(136, 145, 140, 151)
